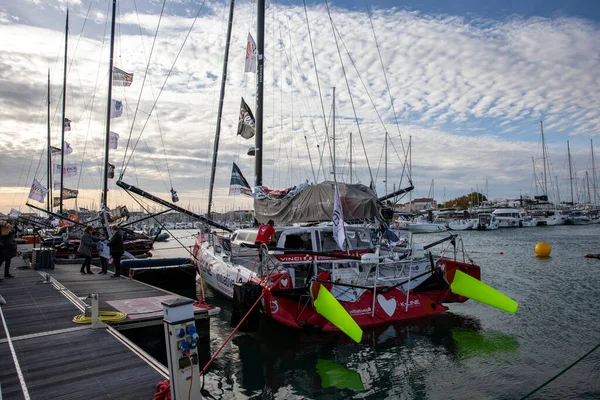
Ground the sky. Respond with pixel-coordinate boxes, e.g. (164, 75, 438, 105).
(1, 0, 600, 215)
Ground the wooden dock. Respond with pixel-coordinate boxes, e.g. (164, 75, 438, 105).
(0, 247, 217, 399)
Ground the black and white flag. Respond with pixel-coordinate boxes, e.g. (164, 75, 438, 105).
(107, 163, 115, 179)
(237, 97, 256, 139)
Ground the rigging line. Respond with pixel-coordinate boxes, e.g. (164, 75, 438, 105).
(365, 0, 406, 157)
(302, 0, 334, 171)
(121, 0, 208, 178)
(130, 0, 172, 192)
(284, 11, 316, 182)
(330, 15, 412, 185)
(120, 0, 167, 174)
(75, 0, 111, 192)
(519, 343, 600, 400)
(323, 0, 375, 186)
(387, 135, 408, 189)
(330, 20, 387, 134)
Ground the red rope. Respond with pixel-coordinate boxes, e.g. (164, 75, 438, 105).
(153, 379, 171, 400)
(199, 289, 265, 376)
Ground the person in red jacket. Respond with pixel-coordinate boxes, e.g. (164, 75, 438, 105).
(254, 220, 276, 260)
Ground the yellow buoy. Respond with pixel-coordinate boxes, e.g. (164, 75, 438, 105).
(534, 242, 551, 257)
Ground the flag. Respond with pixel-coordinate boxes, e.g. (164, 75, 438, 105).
(28, 179, 48, 203)
(62, 187, 78, 200)
(229, 162, 251, 195)
(244, 33, 257, 73)
(54, 162, 78, 178)
(113, 67, 133, 86)
(54, 188, 78, 205)
(107, 163, 115, 179)
(111, 99, 123, 118)
(237, 97, 255, 139)
(8, 208, 21, 219)
(109, 131, 119, 149)
(53, 163, 78, 177)
(64, 141, 73, 155)
(171, 188, 179, 203)
(332, 186, 346, 251)
(50, 146, 61, 154)
(64, 117, 71, 131)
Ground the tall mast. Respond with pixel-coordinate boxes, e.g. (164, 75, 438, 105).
(384, 132, 388, 195)
(567, 141, 574, 204)
(531, 156, 538, 196)
(207, 0, 236, 219)
(47, 70, 52, 212)
(332, 87, 336, 180)
(408, 136, 412, 212)
(591, 139, 597, 204)
(586, 170, 591, 203)
(59, 10, 68, 214)
(540, 121, 549, 200)
(254, 0, 265, 187)
(102, 0, 117, 212)
(349, 131, 353, 184)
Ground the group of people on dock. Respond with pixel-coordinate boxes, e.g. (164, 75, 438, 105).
(77, 225, 124, 277)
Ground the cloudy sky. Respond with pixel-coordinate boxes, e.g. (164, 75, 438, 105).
(1, 0, 600, 215)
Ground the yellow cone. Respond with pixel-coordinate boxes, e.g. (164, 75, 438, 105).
(450, 270, 518, 314)
(534, 242, 551, 257)
(314, 284, 363, 343)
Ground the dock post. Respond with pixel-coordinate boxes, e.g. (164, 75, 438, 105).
(162, 298, 202, 400)
(89, 294, 105, 329)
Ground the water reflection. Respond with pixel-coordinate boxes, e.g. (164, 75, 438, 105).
(191, 312, 518, 399)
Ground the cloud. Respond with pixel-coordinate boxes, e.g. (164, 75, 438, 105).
(1, 1, 599, 213)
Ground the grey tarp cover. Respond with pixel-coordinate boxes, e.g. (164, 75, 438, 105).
(254, 181, 381, 224)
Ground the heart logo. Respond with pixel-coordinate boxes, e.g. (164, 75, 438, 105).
(377, 294, 397, 317)
(280, 278, 289, 287)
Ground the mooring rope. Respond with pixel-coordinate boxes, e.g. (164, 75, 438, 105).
(519, 343, 600, 399)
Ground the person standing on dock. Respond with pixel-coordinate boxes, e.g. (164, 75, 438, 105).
(97, 233, 110, 275)
(0, 221, 17, 278)
(109, 225, 124, 278)
(78, 226, 99, 275)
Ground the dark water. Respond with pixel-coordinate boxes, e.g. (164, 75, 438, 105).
(152, 227, 600, 399)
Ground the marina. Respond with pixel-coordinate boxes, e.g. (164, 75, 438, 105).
(1, 0, 600, 399)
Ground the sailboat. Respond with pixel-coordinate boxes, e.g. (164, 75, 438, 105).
(187, 0, 515, 336)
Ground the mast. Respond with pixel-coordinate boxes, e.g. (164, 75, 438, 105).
(332, 87, 336, 180)
(567, 141, 574, 204)
(102, 0, 117, 213)
(59, 10, 68, 214)
(47, 70, 52, 212)
(349, 131, 353, 184)
(540, 121, 549, 200)
(586, 171, 591, 203)
(384, 132, 388, 195)
(408, 136, 412, 212)
(207, 0, 236, 219)
(591, 139, 597, 204)
(254, 0, 265, 187)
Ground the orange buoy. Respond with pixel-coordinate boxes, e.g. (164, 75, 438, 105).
(534, 242, 551, 257)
